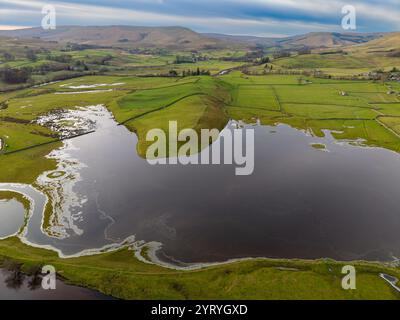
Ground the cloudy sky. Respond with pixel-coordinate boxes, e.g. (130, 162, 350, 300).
(0, 0, 399, 36)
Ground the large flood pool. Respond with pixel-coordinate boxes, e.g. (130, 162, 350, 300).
(2, 105, 400, 265)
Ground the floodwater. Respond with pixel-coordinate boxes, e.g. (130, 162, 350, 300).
(0, 199, 25, 238)
(0, 268, 111, 300)
(2, 105, 400, 265)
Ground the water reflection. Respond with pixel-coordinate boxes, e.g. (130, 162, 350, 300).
(0, 266, 111, 300)
(0, 198, 25, 238)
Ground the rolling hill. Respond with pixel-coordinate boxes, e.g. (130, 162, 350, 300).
(202, 33, 277, 47)
(347, 32, 400, 53)
(0, 26, 386, 52)
(0, 26, 234, 50)
(205, 31, 384, 49)
(276, 32, 383, 48)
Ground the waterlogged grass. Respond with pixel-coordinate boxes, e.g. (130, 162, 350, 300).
(0, 237, 399, 299)
(310, 143, 327, 151)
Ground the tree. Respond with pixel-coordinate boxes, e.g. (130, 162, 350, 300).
(3, 52, 15, 61)
(26, 49, 37, 62)
(297, 77, 304, 85)
(297, 47, 311, 55)
(2, 67, 30, 84)
(0, 100, 8, 109)
(380, 73, 388, 85)
(273, 51, 291, 59)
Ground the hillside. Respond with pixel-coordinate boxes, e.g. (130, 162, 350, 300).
(0, 36, 61, 59)
(0, 26, 233, 50)
(205, 31, 383, 49)
(203, 33, 277, 47)
(276, 32, 383, 49)
(249, 31, 400, 77)
(347, 32, 400, 53)
(0, 27, 385, 52)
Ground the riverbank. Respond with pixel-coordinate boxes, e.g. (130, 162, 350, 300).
(0, 236, 399, 300)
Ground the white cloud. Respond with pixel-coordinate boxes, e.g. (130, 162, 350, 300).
(230, 0, 400, 25)
(0, 0, 398, 34)
(0, 25, 31, 30)
(0, 0, 338, 35)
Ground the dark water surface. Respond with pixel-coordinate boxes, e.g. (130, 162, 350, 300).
(2, 106, 400, 264)
(0, 199, 25, 238)
(0, 268, 110, 300)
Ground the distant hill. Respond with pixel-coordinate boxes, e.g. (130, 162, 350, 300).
(202, 33, 277, 47)
(342, 32, 400, 62)
(0, 26, 386, 51)
(277, 32, 383, 48)
(0, 26, 234, 50)
(348, 32, 400, 51)
(205, 31, 384, 49)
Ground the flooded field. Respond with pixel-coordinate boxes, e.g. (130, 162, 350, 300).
(2, 105, 400, 265)
(0, 268, 111, 300)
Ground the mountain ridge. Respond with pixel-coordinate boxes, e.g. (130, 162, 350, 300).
(0, 26, 391, 51)
(0, 25, 233, 50)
